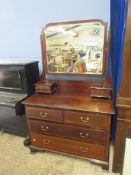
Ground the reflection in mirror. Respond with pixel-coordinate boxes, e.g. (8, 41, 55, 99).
(44, 20, 106, 75)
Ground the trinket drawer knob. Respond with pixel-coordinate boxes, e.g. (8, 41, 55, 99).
(96, 90, 103, 95)
(41, 87, 45, 90)
(96, 90, 100, 94)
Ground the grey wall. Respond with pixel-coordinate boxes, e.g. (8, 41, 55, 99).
(0, 0, 110, 71)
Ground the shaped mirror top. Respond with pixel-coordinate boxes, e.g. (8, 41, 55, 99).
(42, 19, 107, 76)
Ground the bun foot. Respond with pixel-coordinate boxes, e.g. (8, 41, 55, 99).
(23, 137, 30, 147)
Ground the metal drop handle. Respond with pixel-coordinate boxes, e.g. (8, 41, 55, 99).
(41, 126, 49, 132)
(80, 117, 90, 123)
(43, 139, 51, 145)
(80, 146, 88, 153)
(40, 112, 48, 118)
(80, 132, 89, 138)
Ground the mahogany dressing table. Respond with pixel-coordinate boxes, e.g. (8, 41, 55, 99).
(22, 19, 114, 169)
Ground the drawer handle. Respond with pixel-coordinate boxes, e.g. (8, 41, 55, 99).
(80, 132, 89, 138)
(80, 146, 88, 153)
(80, 117, 90, 123)
(43, 139, 51, 145)
(40, 112, 48, 118)
(41, 126, 49, 132)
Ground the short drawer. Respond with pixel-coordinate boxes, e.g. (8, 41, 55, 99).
(26, 107, 63, 123)
(35, 81, 57, 94)
(29, 120, 106, 145)
(35, 84, 50, 92)
(65, 111, 108, 128)
(30, 132, 106, 161)
(91, 88, 112, 99)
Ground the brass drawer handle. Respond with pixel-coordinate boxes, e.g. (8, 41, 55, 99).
(80, 117, 90, 123)
(80, 146, 88, 153)
(39, 112, 48, 118)
(43, 139, 51, 145)
(80, 132, 89, 138)
(41, 126, 49, 132)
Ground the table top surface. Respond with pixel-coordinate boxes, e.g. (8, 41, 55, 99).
(22, 93, 114, 115)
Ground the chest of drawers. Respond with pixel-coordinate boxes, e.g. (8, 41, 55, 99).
(23, 94, 114, 170)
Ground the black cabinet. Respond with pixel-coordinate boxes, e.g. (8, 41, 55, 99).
(0, 59, 39, 137)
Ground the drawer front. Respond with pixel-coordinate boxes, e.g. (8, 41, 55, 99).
(29, 120, 106, 145)
(26, 107, 63, 123)
(65, 111, 108, 128)
(30, 132, 106, 161)
(118, 108, 131, 120)
(91, 88, 111, 98)
(36, 85, 50, 92)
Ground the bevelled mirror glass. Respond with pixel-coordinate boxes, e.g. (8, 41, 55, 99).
(43, 20, 107, 75)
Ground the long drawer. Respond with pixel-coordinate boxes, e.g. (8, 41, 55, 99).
(30, 132, 106, 161)
(29, 119, 106, 145)
(65, 111, 108, 128)
(26, 107, 63, 123)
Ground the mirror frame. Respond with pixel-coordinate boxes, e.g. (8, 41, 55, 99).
(41, 19, 108, 78)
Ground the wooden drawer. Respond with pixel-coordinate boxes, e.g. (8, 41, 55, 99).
(35, 84, 50, 92)
(91, 88, 112, 99)
(118, 108, 131, 120)
(65, 111, 108, 128)
(30, 132, 106, 161)
(26, 107, 63, 123)
(29, 119, 106, 145)
(35, 81, 57, 94)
